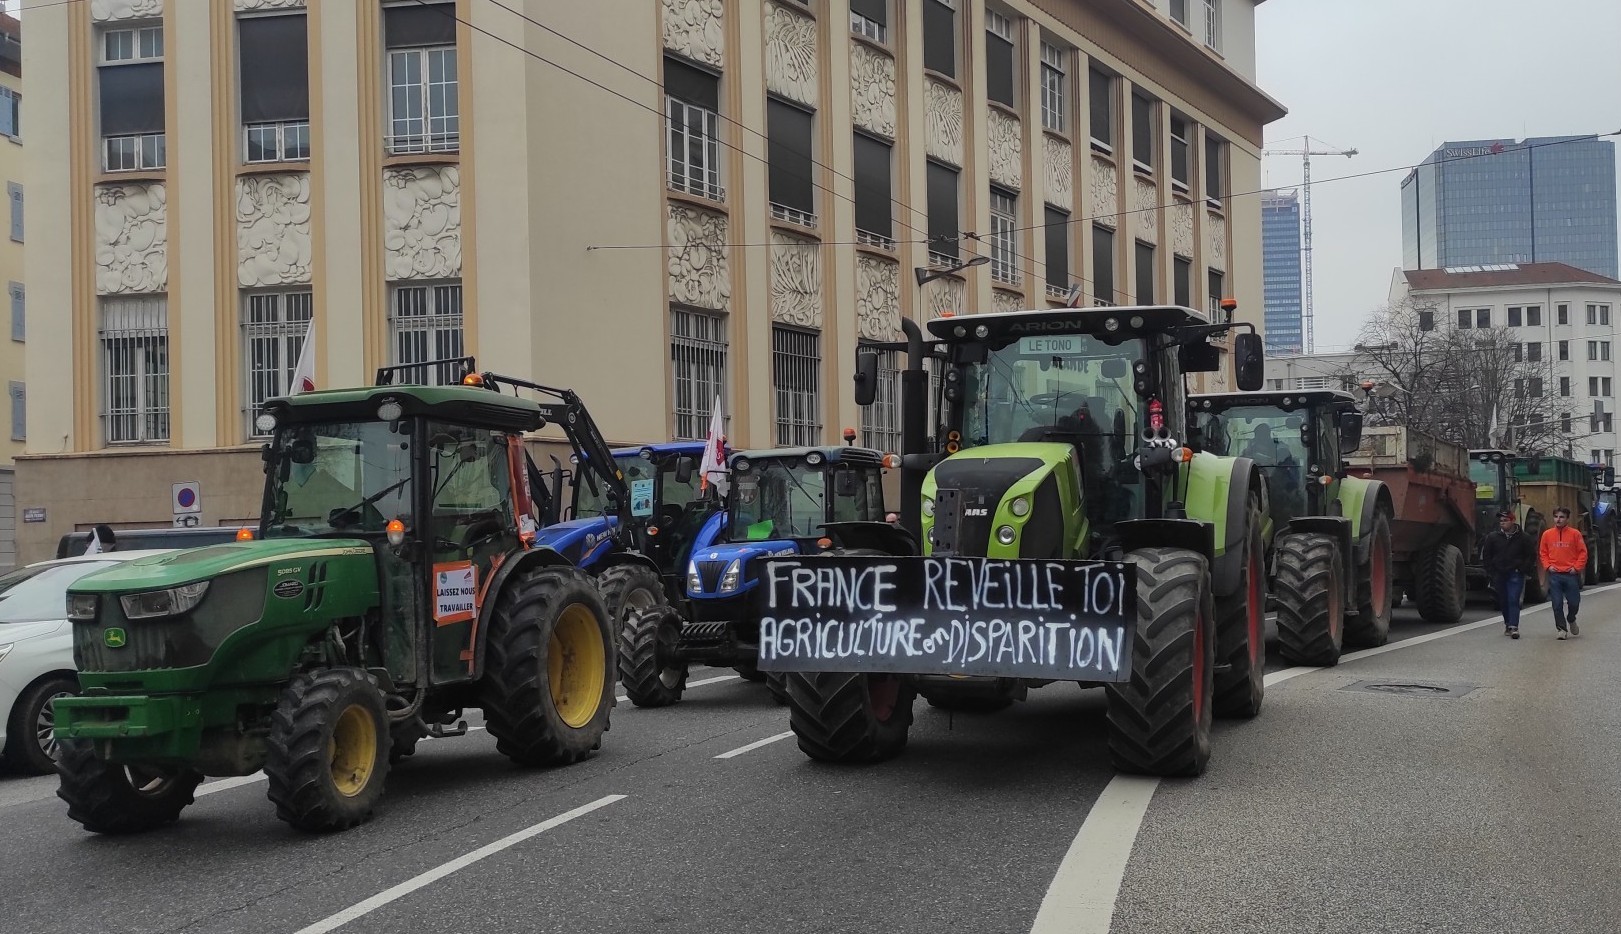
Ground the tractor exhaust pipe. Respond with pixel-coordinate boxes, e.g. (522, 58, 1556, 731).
(898, 318, 927, 540)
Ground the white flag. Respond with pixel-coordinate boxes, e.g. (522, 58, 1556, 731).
(84, 528, 102, 555)
(290, 318, 316, 395)
(699, 394, 727, 494)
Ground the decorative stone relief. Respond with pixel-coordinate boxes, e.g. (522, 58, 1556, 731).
(924, 79, 964, 167)
(1207, 210, 1227, 271)
(1044, 136, 1072, 208)
(384, 166, 462, 280)
(668, 202, 731, 311)
(1171, 201, 1195, 258)
(663, 0, 724, 69)
(237, 174, 313, 288)
(234, 0, 304, 11)
(1089, 157, 1118, 224)
(765, 2, 818, 108)
(986, 109, 1023, 190)
(1134, 177, 1158, 246)
(90, 0, 161, 21)
(770, 232, 822, 328)
(94, 184, 167, 295)
(924, 277, 965, 318)
(993, 289, 1025, 315)
(850, 42, 896, 139)
(856, 255, 901, 340)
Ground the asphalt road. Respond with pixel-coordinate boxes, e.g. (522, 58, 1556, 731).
(2, 592, 1616, 934)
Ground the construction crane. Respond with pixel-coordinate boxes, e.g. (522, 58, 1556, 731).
(1262, 138, 1357, 354)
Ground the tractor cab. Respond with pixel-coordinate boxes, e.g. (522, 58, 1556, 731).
(1468, 449, 1522, 533)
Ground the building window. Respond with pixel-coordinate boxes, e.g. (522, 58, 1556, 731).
(1204, 134, 1226, 207)
(1093, 225, 1115, 305)
(854, 132, 893, 245)
(384, 2, 459, 155)
(1527, 342, 1541, 363)
(99, 25, 166, 172)
(1508, 306, 1522, 327)
(1563, 413, 1572, 433)
(1201, 0, 1221, 50)
(101, 295, 169, 444)
(671, 307, 728, 441)
(665, 58, 723, 202)
(858, 345, 901, 452)
(922, 0, 956, 78)
(1512, 343, 1522, 363)
(773, 326, 821, 446)
(8, 282, 21, 341)
(850, 0, 887, 44)
(1169, 115, 1190, 191)
(1456, 308, 1471, 330)
(1527, 305, 1542, 326)
(1530, 377, 1543, 398)
(1589, 303, 1612, 326)
(1561, 377, 1571, 397)
(8, 381, 21, 442)
(5, 182, 18, 242)
(767, 98, 816, 226)
(1419, 308, 1435, 331)
(1170, 0, 1190, 27)
(0, 87, 18, 138)
(389, 281, 464, 386)
(1208, 269, 1225, 317)
(1131, 92, 1155, 172)
(990, 187, 1018, 284)
(1044, 208, 1069, 292)
(985, 11, 1015, 108)
(239, 13, 310, 163)
(1589, 340, 1613, 362)
(1088, 68, 1113, 152)
(1476, 308, 1490, 328)
(1039, 42, 1066, 133)
(1558, 303, 1569, 325)
(1134, 240, 1155, 304)
(242, 290, 313, 437)
(926, 160, 959, 262)
(1558, 340, 1569, 361)
(1173, 256, 1191, 307)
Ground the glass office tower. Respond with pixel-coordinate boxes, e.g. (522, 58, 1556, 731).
(1262, 190, 1303, 355)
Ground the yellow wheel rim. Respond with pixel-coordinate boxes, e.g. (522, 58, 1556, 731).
(549, 603, 606, 729)
(328, 704, 378, 798)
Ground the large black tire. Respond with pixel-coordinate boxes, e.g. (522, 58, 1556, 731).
(598, 563, 666, 629)
(3, 674, 76, 774)
(617, 605, 689, 707)
(1345, 511, 1394, 648)
(733, 660, 768, 682)
(1602, 536, 1617, 583)
(1105, 547, 1215, 778)
(57, 740, 202, 834)
(1212, 504, 1265, 720)
(480, 566, 614, 766)
(918, 679, 1019, 713)
(786, 672, 916, 763)
(265, 668, 392, 833)
(765, 672, 790, 706)
(1412, 542, 1466, 624)
(1273, 533, 1345, 667)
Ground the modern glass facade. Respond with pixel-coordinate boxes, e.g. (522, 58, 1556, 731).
(1262, 190, 1302, 355)
(1401, 137, 1618, 278)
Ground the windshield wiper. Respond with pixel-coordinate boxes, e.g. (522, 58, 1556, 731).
(329, 475, 412, 527)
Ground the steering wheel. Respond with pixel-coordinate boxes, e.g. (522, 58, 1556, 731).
(653, 503, 683, 531)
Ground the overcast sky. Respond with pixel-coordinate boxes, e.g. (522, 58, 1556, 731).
(1254, 0, 1621, 354)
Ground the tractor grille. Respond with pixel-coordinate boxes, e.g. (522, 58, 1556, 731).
(695, 560, 727, 592)
(73, 568, 270, 673)
(931, 457, 1041, 556)
(74, 619, 179, 672)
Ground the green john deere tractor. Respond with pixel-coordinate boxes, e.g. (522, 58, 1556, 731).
(53, 360, 633, 834)
(758, 304, 1269, 777)
(1188, 389, 1395, 666)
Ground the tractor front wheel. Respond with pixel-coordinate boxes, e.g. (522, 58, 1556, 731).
(598, 563, 666, 630)
(618, 605, 689, 707)
(56, 740, 202, 834)
(1212, 503, 1266, 720)
(1413, 542, 1466, 624)
(1273, 533, 1345, 667)
(1105, 547, 1215, 777)
(786, 672, 916, 763)
(480, 566, 615, 766)
(265, 667, 392, 833)
(1345, 511, 1394, 648)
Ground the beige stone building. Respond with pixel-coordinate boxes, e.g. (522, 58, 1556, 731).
(18, 0, 1283, 562)
(0, 11, 21, 569)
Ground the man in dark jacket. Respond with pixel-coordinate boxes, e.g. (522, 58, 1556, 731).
(1482, 510, 1537, 638)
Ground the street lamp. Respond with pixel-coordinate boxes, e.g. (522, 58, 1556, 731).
(914, 254, 989, 288)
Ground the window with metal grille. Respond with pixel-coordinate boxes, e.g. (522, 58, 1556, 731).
(1045, 207, 1069, 291)
(666, 57, 723, 202)
(1088, 68, 1113, 151)
(1169, 115, 1190, 191)
(1039, 43, 1065, 133)
(927, 160, 959, 261)
(854, 132, 893, 244)
(985, 11, 1014, 108)
(101, 295, 169, 444)
(390, 281, 464, 386)
(243, 290, 313, 437)
(1131, 92, 1154, 172)
(850, 0, 887, 44)
(0, 87, 19, 138)
(1204, 132, 1224, 206)
(240, 13, 310, 163)
(990, 187, 1018, 284)
(1202, 0, 1221, 50)
(671, 307, 728, 441)
(1093, 225, 1115, 305)
(9, 381, 22, 442)
(768, 98, 816, 224)
(99, 25, 165, 172)
(858, 345, 901, 452)
(773, 327, 821, 446)
(1135, 240, 1155, 304)
(384, 3, 458, 154)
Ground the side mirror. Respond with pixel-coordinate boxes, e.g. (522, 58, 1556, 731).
(853, 349, 880, 407)
(674, 456, 696, 485)
(1338, 411, 1364, 453)
(1233, 332, 1265, 391)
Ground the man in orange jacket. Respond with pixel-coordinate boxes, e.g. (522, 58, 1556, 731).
(1538, 507, 1587, 639)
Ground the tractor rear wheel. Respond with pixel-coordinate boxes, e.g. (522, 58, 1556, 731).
(1212, 503, 1266, 720)
(265, 667, 392, 833)
(57, 740, 202, 834)
(599, 563, 666, 631)
(480, 566, 615, 766)
(618, 605, 689, 707)
(1412, 542, 1466, 624)
(1345, 511, 1394, 648)
(766, 672, 790, 706)
(1105, 547, 1215, 778)
(1273, 533, 1345, 667)
(786, 672, 916, 763)
(1602, 536, 1617, 582)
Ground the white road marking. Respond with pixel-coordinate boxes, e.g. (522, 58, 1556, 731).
(714, 730, 794, 759)
(616, 672, 741, 703)
(291, 794, 625, 934)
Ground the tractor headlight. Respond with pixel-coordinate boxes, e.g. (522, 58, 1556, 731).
(719, 560, 742, 593)
(687, 560, 702, 593)
(922, 497, 935, 519)
(1010, 496, 1031, 518)
(67, 594, 99, 621)
(119, 582, 210, 620)
(996, 525, 1017, 545)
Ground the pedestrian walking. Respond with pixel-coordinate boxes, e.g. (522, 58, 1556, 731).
(1539, 506, 1587, 639)
(1482, 510, 1537, 638)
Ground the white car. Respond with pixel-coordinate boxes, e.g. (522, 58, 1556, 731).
(0, 550, 173, 774)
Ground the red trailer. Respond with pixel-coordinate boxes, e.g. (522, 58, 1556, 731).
(1345, 427, 1476, 623)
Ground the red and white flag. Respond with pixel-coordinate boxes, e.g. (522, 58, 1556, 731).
(698, 394, 727, 494)
(290, 319, 316, 395)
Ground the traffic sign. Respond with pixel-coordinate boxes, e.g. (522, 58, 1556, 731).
(172, 481, 201, 515)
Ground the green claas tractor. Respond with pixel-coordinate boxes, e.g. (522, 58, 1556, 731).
(1188, 390, 1395, 666)
(1466, 449, 1546, 603)
(756, 304, 1269, 777)
(53, 360, 635, 834)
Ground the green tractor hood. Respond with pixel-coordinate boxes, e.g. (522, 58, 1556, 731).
(69, 539, 374, 595)
(922, 442, 1085, 559)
